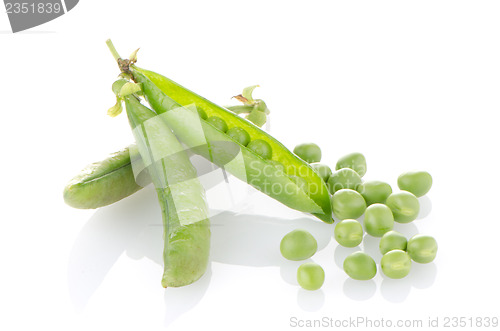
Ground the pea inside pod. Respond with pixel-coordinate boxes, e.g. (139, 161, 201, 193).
(310, 163, 332, 182)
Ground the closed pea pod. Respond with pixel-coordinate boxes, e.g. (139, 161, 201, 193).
(63, 146, 144, 209)
(122, 94, 211, 287)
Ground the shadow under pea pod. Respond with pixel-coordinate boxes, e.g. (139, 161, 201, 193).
(67, 185, 173, 312)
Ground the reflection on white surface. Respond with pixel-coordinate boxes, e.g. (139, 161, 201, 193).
(334, 245, 361, 269)
(163, 268, 212, 327)
(210, 212, 332, 267)
(417, 196, 433, 220)
(68, 185, 161, 312)
(68, 178, 437, 322)
(280, 259, 312, 286)
(343, 278, 377, 301)
(297, 288, 325, 311)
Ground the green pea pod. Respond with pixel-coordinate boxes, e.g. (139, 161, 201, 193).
(123, 95, 210, 287)
(131, 67, 333, 223)
(63, 146, 144, 209)
(64, 102, 264, 210)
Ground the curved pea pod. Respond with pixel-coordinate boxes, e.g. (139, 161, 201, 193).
(63, 146, 145, 209)
(132, 67, 333, 223)
(124, 96, 210, 287)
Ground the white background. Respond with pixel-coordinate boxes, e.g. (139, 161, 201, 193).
(1, 1, 499, 330)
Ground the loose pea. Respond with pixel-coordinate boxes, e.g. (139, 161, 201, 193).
(331, 189, 366, 220)
(407, 234, 438, 263)
(381, 250, 412, 279)
(385, 191, 420, 223)
(206, 116, 228, 132)
(293, 143, 322, 163)
(297, 263, 325, 291)
(379, 231, 407, 254)
(227, 127, 251, 146)
(247, 139, 273, 159)
(334, 219, 363, 247)
(336, 152, 367, 177)
(280, 229, 317, 261)
(343, 251, 377, 280)
(327, 168, 362, 194)
(310, 163, 332, 182)
(364, 203, 394, 237)
(357, 180, 392, 205)
(397, 171, 433, 197)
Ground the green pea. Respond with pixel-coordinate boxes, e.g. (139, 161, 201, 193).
(227, 127, 251, 146)
(397, 171, 433, 197)
(385, 191, 420, 223)
(381, 250, 412, 279)
(407, 234, 438, 263)
(197, 107, 208, 120)
(297, 263, 325, 291)
(379, 231, 407, 255)
(364, 203, 394, 237)
(343, 251, 377, 280)
(247, 139, 273, 159)
(334, 219, 363, 247)
(293, 143, 322, 163)
(335, 152, 367, 177)
(331, 189, 366, 220)
(280, 229, 317, 261)
(310, 163, 332, 182)
(206, 116, 228, 132)
(327, 168, 362, 194)
(357, 180, 392, 205)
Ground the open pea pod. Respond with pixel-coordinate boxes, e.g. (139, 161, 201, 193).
(131, 67, 333, 223)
